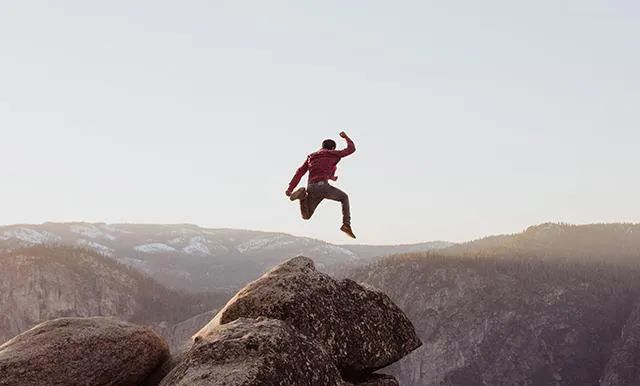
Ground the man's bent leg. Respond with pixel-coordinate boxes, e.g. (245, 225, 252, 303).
(300, 186, 324, 220)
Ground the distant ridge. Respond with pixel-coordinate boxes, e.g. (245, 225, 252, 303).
(439, 222, 640, 261)
(0, 222, 452, 292)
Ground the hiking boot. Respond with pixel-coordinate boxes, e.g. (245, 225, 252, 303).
(289, 187, 307, 201)
(340, 224, 356, 239)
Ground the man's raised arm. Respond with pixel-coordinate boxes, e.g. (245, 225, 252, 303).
(334, 131, 356, 157)
(286, 158, 309, 196)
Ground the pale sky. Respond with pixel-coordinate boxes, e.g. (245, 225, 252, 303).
(1, 0, 639, 244)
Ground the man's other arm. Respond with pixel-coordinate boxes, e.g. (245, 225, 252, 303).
(286, 158, 309, 196)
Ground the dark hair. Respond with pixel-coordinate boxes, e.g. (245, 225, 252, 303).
(322, 139, 336, 150)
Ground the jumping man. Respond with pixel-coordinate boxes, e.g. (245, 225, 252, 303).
(285, 131, 357, 239)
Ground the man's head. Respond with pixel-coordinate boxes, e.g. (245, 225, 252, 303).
(322, 139, 337, 150)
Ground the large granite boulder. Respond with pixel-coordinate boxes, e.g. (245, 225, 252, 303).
(0, 317, 169, 386)
(195, 256, 421, 377)
(161, 317, 345, 386)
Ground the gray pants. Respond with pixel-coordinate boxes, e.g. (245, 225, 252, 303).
(300, 181, 351, 225)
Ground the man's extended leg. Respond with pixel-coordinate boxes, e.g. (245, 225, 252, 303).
(321, 184, 355, 238)
(321, 184, 351, 226)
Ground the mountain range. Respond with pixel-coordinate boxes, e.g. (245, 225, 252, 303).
(0, 222, 452, 292)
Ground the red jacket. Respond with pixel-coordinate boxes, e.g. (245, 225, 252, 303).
(287, 137, 356, 194)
